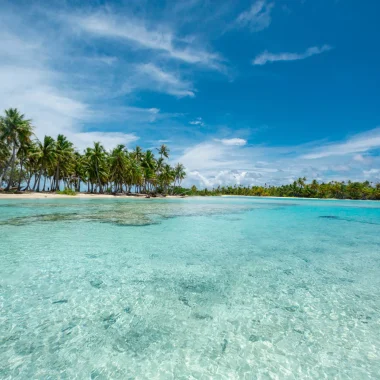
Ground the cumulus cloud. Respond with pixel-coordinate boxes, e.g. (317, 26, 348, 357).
(175, 130, 380, 188)
(253, 45, 332, 65)
(235, 1, 274, 32)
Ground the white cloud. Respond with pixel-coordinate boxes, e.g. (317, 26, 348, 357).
(189, 117, 204, 126)
(135, 63, 195, 97)
(216, 138, 247, 146)
(364, 169, 379, 175)
(0, 8, 176, 153)
(353, 154, 365, 162)
(66, 11, 224, 71)
(302, 127, 380, 159)
(236, 0, 274, 32)
(70, 132, 139, 152)
(175, 130, 380, 188)
(253, 45, 332, 65)
(96, 56, 118, 65)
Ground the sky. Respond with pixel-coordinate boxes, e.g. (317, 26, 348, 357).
(1, 0, 379, 188)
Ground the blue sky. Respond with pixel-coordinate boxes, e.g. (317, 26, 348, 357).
(1, 0, 379, 187)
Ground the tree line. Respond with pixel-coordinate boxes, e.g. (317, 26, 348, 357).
(188, 177, 380, 200)
(0, 108, 186, 194)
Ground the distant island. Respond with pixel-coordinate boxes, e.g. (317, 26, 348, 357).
(185, 179, 380, 200)
(1, 108, 379, 200)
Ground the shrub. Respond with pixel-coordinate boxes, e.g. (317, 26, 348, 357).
(56, 188, 77, 196)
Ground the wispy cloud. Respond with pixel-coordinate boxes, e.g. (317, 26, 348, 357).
(302, 127, 380, 159)
(253, 45, 332, 65)
(65, 11, 224, 71)
(135, 63, 195, 98)
(235, 0, 274, 32)
(0, 7, 174, 152)
(189, 117, 204, 126)
(216, 138, 247, 146)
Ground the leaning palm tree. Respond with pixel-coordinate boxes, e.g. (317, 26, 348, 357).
(16, 139, 35, 191)
(23, 142, 40, 191)
(0, 108, 33, 190)
(0, 135, 10, 188)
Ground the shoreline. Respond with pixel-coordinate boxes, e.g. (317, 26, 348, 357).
(0, 192, 185, 200)
(0, 192, 376, 201)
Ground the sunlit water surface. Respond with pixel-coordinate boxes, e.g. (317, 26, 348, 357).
(1, 197, 380, 379)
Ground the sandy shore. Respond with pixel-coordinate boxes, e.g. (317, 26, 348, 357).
(0, 192, 184, 200)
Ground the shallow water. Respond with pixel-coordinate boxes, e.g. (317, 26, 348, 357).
(1, 196, 380, 379)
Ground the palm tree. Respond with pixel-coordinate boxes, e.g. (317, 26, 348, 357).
(0, 108, 33, 190)
(157, 144, 170, 159)
(126, 155, 142, 193)
(87, 142, 107, 193)
(0, 135, 10, 188)
(141, 150, 156, 193)
(132, 146, 143, 162)
(23, 142, 40, 191)
(174, 163, 186, 191)
(36, 136, 56, 191)
(109, 144, 128, 193)
(16, 140, 34, 191)
(71, 152, 86, 192)
(160, 164, 174, 194)
(54, 134, 74, 191)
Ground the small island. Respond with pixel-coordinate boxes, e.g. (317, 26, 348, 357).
(1, 108, 379, 200)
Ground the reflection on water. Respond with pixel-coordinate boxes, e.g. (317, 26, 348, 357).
(1, 197, 380, 379)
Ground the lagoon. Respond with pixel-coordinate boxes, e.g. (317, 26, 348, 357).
(1, 197, 380, 379)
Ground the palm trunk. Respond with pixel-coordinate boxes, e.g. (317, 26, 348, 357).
(55, 164, 60, 191)
(5, 143, 17, 191)
(95, 163, 103, 193)
(23, 170, 33, 191)
(32, 173, 39, 191)
(42, 173, 47, 192)
(0, 161, 11, 188)
(36, 167, 43, 192)
(17, 156, 24, 191)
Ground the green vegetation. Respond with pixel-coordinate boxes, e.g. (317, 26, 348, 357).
(56, 188, 77, 196)
(1, 108, 378, 200)
(0, 108, 186, 194)
(187, 178, 380, 200)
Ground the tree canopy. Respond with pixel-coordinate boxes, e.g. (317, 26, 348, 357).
(0, 108, 186, 195)
(1, 108, 379, 200)
(187, 178, 380, 200)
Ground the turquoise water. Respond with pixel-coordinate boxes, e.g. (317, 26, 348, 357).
(1, 197, 380, 379)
